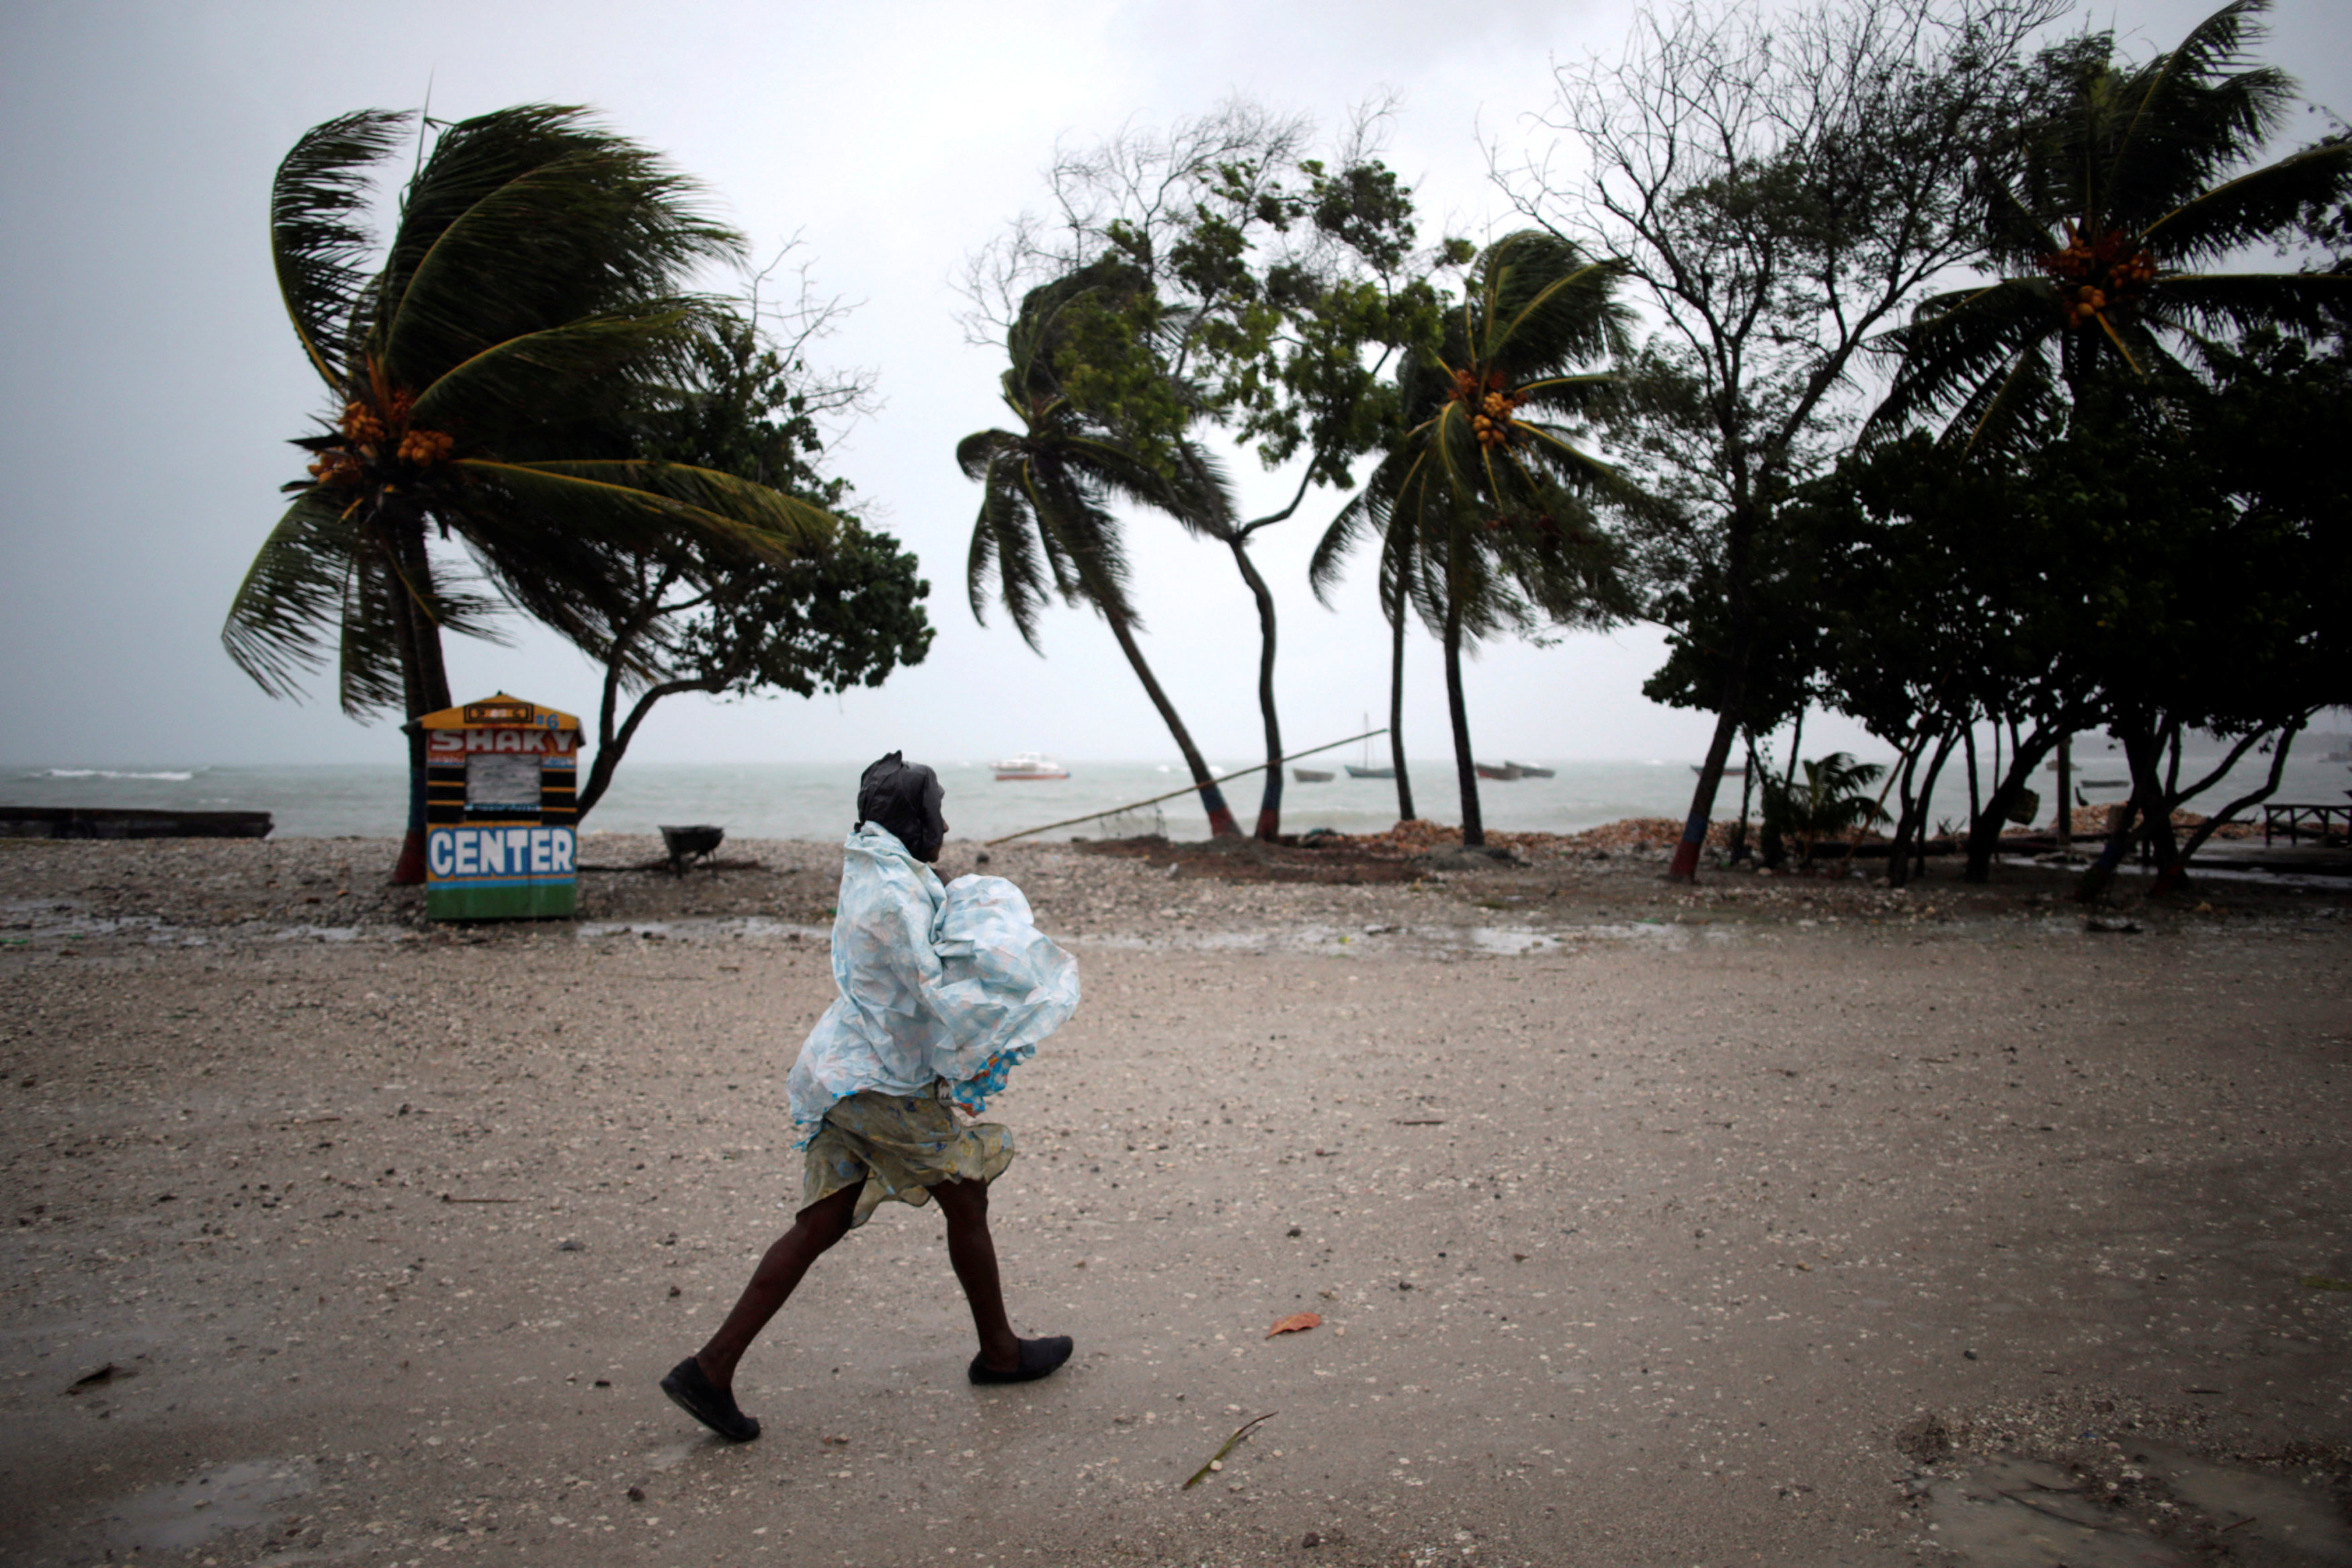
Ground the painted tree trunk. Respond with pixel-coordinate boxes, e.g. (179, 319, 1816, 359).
(1441, 593, 1483, 849)
(1670, 707, 1741, 881)
(1104, 607, 1239, 838)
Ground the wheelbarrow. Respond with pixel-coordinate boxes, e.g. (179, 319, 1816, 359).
(658, 824, 725, 876)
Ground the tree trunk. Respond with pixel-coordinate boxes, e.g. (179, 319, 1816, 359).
(1388, 595, 1415, 822)
(1441, 591, 1482, 849)
(384, 515, 452, 885)
(1964, 728, 2056, 883)
(2054, 732, 2073, 849)
(1103, 607, 1239, 838)
(1728, 730, 1759, 863)
(2153, 713, 2311, 896)
(2074, 797, 2140, 904)
(1669, 707, 1740, 881)
(2119, 720, 2181, 882)
(577, 675, 714, 820)
(1226, 536, 1284, 841)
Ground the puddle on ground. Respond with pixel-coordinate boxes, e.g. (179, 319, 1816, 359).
(3, 906, 377, 947)
(100, 1457, 315, 1554)
(1923, 1448, 2352, 1566)
(1072, 919, 1714, 959)
(577, 916, 829, 945)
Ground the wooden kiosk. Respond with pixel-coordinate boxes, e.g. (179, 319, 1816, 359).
(419, 693, 580, 920)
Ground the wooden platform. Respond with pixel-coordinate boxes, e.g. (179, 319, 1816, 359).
(2263, 802, 2350, 846)
(0, 807, 273, 840)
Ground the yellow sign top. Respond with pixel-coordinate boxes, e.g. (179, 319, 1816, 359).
(417, 692, 580, 732)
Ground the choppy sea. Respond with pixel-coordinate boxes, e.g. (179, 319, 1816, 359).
(11, 748, 2347, 844)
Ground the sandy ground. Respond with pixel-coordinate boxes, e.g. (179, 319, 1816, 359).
(2, 834, 2349, 1568)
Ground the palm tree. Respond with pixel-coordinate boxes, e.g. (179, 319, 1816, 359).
(958, 266, 1243, 837)
(229, 106, 834, 880)
(1314, 231, 1634, 846)
(1870, 0, 2351, 450)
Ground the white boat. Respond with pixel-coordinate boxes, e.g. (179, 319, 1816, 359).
(991, 752, 1068, 781)
(1505, 761, 1555, 778)
(1474, 762, 1523, 781)
(1292, 767, 1334, 783)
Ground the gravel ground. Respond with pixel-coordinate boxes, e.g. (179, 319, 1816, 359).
(2, 835, 2349, 1567)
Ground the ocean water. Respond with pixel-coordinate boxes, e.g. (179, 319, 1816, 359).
(2, 759, 1695, 842)
(9, 747, 2348, 844)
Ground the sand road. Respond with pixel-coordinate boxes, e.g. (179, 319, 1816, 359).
(2, 839, 2349, 1567)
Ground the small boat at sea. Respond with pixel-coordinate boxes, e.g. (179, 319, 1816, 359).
(1292, 767, 1334, 783)
(1344, 717, 1393, 779)
(1505, 761, 1555, 778)
(1693, 764, 1749, 777)
(1475, 762, 1523, 781)
(991, 752, 1068, 781)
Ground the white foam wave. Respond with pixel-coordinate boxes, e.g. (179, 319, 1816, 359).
(35, 768, 196, 781)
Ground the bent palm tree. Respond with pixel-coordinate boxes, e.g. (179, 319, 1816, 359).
(1315, 230, 1635, 846)
(230, 106, 834, 880)
(1870, 0, 2351, 450)
(960, 269, 1241, 836)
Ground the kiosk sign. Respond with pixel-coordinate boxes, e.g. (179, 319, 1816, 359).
(415, 693, 581, 920)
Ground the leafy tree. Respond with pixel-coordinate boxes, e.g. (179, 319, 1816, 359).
(577, 524, 932, 818)
(2059, 336, 2352, 896)
(574, 304, 932, 818)
(1499, 0, 2066, 880)
(970, 103, 1461, 836)
(1794, 431, 2101, 883)
(1314, 231, 1636, 847)
(1869, 0, 2352, 452)
(959, 265, 1243, 836)
(229, 106, 833, 879)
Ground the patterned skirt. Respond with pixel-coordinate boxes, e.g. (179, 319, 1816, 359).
(802, 1088, 1015, 1229)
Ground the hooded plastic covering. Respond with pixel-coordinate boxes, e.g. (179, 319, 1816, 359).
(856, 751, 946, 863)
(786, 821, 1079, 1139)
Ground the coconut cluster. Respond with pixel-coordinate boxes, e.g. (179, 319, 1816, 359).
(2039, 222, 2158, 331)
(304, 388, 457, 490)
(1450, 368, 1525, 449)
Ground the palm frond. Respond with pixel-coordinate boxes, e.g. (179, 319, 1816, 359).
(454, 459, 836, 562)
(222, 492, 372, 699)
(334, 542, 409, 717)
(2140, 142, 2352, 262)
(271, 110, 411, 386)
(1870, 278, 2058, 437)
(409, 299, 720, 428)
(956, 428, 1017, 483)
(2148, 271, 2351, 337)
(372, 106, 741, 386)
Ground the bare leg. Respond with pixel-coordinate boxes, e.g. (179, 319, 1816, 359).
(694, 1182, 861, 1392)
(930, 1176, 1021, 1371)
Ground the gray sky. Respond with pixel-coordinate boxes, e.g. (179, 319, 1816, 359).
(3, 0, 2343, 769)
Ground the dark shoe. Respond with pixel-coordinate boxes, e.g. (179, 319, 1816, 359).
(968, 1335, 1074, 1385)
(660, 1356, 759, 1441)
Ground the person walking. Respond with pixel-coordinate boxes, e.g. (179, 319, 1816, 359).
(659, 752, 1081, 1441)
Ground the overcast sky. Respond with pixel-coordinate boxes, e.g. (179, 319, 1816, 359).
(3, 0, 2343, 769)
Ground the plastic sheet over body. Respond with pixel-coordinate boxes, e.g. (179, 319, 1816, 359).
(786, 824, 1078, 1136)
